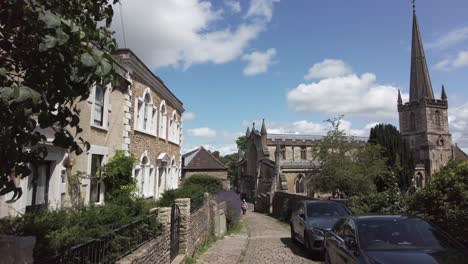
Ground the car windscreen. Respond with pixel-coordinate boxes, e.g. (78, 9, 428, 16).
(357, 218, 460, 251)
(306, 202, 349, 217)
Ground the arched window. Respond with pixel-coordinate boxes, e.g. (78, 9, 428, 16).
(409, 112, 416, 131)
(135, 89, 157, 134)
(435, 110, 441, 127)
(415, 172, 423, 188)
(295, 175, 304, 193)
(159, 101, 167, 139)
(135, 153, 155, 198)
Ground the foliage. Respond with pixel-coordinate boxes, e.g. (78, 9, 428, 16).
(0, 198, 159, 260)
(211, 151, 220, 158)
(215, 190, 242, 229)
(407, 160, 468, 248)
(307, 116, 388, 197)
(369, 124, 415, 191)
(101, 150, 137, 201)
(236, 136, 247, 151)
(219, 153, 240, 186)
(0, 0, 119, 196)
(67, 171, 86, 209)
(349, 173, 407, 215)
(157, 175, 224, 208)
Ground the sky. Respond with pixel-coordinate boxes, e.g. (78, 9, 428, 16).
(112, 0, 468, 155)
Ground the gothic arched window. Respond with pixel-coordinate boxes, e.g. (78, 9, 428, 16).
(295, 175, 304, 193)
(409, 112, 416, 131)
(435, 110, 441, 127)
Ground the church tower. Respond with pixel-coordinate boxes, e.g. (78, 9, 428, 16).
(398, 4, 452, 187)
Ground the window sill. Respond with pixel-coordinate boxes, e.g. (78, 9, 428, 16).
(91, 124, 108, 132)
(134, 128, 157, 137)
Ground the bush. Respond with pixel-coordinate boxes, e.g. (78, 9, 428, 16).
(0, 198, 159, 260)
(215, 190, 241, 229)
(407, 160, 468, 248)
(101, 150, 137, 202)
(157, 175, 224, 208)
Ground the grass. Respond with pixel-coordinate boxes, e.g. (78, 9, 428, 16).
(184, 236, 219, 264)
(226, 220, 244, 235)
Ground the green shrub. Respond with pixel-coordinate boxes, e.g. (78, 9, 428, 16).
(407, 160, 468, 248)
(101, 150, 137, 202)
(183, 174, 224, 193)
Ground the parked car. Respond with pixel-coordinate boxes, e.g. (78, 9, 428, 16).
(290, 200, 351, 253)
(324, 215, 468, 264)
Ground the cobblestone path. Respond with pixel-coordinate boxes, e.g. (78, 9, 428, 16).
(240, 210, 322, 264)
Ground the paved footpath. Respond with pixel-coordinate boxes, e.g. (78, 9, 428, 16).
(197, 208, 321, 264)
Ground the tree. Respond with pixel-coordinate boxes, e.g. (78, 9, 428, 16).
(307, 116, 388, 197)
(211, 151, 220, 159)
(368, 124, 415, 191)
(219, 153, 240, 186)
(0, 0, 119, 197)
(101, 151, 137, 202)
(236, 136, 246, 151)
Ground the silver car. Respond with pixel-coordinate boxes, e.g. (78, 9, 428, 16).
(290, 200, 351, 253)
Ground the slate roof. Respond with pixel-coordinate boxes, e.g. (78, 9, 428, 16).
(453, 144, 468, 160)
(183, 147, 228, 170)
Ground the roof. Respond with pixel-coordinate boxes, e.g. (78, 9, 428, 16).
(348, 215, 415, 222)
(452, 144, 468, 160)
(267, 134, 368, 142)
(183, 147, 228, 171)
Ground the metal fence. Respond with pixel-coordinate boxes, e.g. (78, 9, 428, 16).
(38, 213, 160, 264)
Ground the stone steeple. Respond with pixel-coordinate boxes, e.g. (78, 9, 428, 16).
(261, 119, 267, 135)
(441, 85, 447, 101)
(409, 4, 434, 102)
(398, 89, 403, 105)
(245, 126, 251, 137)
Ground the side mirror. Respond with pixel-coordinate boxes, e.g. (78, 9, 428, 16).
(299, 213, 305, 219)
(345, 237, 358, 252)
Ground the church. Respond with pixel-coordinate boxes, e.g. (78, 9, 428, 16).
(237, 5, 467, 202)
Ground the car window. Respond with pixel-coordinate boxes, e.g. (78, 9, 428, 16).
(332, 218, 347, 235)
(357, 218, 461, 251)
(306, 202, 349, 217)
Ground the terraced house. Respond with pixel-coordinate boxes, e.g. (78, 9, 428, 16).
(0, 49, 184, 218)
(114, 49, 184, 200)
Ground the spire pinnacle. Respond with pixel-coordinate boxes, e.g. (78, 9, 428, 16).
(261, 118, 267, 134)
(246, 126, 251, 137)
(409, 3, 434, 102)
(252, 122, 255, 131)
(398, 89, 403, 105)
(441, 85, 447, 101)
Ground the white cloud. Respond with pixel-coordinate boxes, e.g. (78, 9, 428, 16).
(225, 0, 241, 13)
(449, 102, 468, 150)
(434, 50, 468, 71)
(242, 48, 277, 76)
(427, 26, 468, 50)
(246, 0, 278, 22)
(288, 63, 408, 120)
(265, 119, 374, 138)
(187, 127, 217, 138)
(112, 0, 277, 69)
(304, 59, 352, 80)
(183, 112, 196, 121)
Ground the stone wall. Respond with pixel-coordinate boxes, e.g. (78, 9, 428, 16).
(186, 203, 211, 257)
(254, 192, 273, 213)
(117, 207, 171, 264)
(271, 191, 314, 220)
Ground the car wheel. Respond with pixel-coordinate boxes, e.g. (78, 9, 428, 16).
(290, 224, 297, 243)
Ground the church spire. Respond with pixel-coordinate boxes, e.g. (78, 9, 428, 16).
(398, 89, 403, 105)
(245, 126, 251, 137)
(409, 4, 434, 102)
(441, 85, 447, 101)
(261, 118, 267, 134)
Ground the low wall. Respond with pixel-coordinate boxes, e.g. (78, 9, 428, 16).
(271, 191, 314, 220)
(186, 203, 210, 257)
(117, 208, 171, 264)
(254, 192, 273, 213)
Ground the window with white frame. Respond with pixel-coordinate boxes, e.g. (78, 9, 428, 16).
(159, 101, 167, 139)
(91, 84, 110, 129)
(135, 89, 157, 135)
(134, 154, 155, 198)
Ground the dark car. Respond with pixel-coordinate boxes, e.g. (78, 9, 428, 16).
(324, 215, 468, 264)
(290, 200, 351, 253)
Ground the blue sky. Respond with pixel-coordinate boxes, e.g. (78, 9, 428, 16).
(113, 0, 468, 155)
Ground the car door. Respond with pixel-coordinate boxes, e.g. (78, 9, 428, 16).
(335, 219, 358, 264)
(327, 218, 346, 264)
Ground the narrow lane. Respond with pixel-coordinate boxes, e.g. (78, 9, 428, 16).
(240, 210, 322, 264)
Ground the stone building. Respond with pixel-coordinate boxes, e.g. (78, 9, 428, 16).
(237, 120, 365, 201)
(114, 49, 184, 200)
(182, 147, 229, 189)
(398, 6, 467, 188)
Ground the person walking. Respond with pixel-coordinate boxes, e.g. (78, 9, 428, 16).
(241, 199, 248, 215)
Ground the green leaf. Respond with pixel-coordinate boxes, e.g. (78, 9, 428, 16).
(13, 86, 41, 104)
(56, 28, 69, 45)
(39, 10, 61, 29)
(44, 35, 57, 49)
(80, 53, 96, 67)
(96, 59, 112, 75)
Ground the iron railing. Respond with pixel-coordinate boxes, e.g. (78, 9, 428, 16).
(38, 213, 160, 264)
